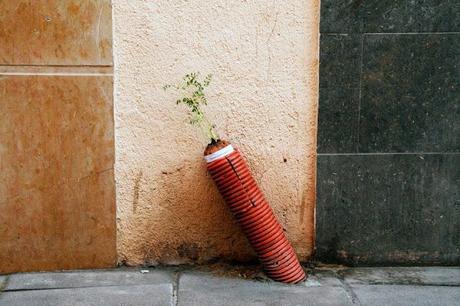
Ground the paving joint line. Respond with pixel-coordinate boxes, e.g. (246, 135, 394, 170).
(2, 283, 168, 293)
(356, 282, 460, 287)
(171, 271, 181, 306)
(336, 270, 362, 306)
(0, 276, 10, 297)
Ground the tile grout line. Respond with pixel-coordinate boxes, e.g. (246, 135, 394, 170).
(318, 152, 460, 156)
(0, 64, 113, 76)
(0, 64, 113, 67)
(363, 32, 460, 36)
(321, 32, 460, 35)
(355, 33, 364, 153)
(0, 72, 113, 76)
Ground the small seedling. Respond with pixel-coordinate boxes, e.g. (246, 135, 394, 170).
(164, 72, 220, 143)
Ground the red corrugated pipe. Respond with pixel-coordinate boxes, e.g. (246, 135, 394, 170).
(205, 142, 306, 284)
(164, 72, 306, 283)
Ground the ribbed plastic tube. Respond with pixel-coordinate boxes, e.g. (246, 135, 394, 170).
(205, 145, 306, 284)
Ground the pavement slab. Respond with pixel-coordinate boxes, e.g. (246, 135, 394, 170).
(351, 284, 460, 306)
(0, 276, 6, 286)
(5, 268, 174, 291)
(308, 270, 344, 287)
(0, 284, 173, 306)
(0, 266, 459, 306)
(0, 276, 7, 293)
(177, 272, 354, 306)
(342, 266, 460, 286)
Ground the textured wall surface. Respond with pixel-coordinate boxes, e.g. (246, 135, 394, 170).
(113, 0, 319, 265)
(0, 0, 115, 273)
(317, 0, 460, 265)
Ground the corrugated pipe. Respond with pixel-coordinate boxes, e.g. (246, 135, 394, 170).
(205, 143, 306, 284)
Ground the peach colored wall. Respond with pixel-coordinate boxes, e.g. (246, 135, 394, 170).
(0, 0, 115, 273)
(113, 0, 319, 265)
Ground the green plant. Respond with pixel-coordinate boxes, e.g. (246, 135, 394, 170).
(164, 72, 220, 143)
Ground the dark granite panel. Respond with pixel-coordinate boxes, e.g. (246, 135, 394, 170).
(320, 0, 363, 33)
(359, 34, 460, 153)
(363, 1, 460, 33)
(318, 34, 362, 153)
(316, 153, 460, 265)
(318, 88, 360, 154)
(321, 1, 460, 34)
(320, 34, 362, 89)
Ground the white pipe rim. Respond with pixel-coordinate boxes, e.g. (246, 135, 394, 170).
(204, 145, 235, 163)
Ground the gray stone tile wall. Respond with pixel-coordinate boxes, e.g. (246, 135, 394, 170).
(317, 1, 460, 265)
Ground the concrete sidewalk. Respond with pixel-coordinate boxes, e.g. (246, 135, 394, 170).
(0, 265, 459, 305)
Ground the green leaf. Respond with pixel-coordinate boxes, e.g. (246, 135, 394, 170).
(163, 72, 220, 142)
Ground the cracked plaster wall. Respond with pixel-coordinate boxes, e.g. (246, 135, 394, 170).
(113, 0, 319, 265)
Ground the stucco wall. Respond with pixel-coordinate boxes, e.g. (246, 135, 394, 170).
(113, 0, 319, 265)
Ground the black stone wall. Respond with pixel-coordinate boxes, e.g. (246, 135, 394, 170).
(317, 1, 460, 265)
